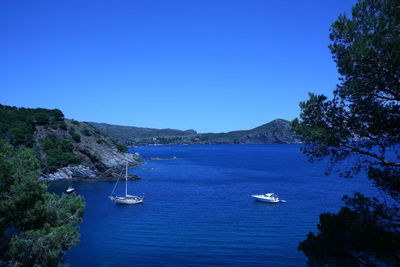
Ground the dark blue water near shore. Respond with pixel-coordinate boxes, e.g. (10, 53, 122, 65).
(58, 144, 376, 266)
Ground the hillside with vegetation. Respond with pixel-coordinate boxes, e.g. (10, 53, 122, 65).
(0, 104, 141, 179)
(196, 119, 301, 144)
(90, 119, 301, 146)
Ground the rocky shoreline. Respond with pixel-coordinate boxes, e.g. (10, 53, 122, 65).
(39, 162, 142, 182)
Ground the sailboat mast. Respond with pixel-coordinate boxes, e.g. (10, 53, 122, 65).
(125, 162, 128, 198)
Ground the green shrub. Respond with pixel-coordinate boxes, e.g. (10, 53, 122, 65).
(110, 138, 127, 152)
(81, 128, 91, 136)
(52, 109, 64, 121)
(72, 133, 81, 143)
(116, 143, 128, 152)
(87, 124, 102, 135)
(68, 126, 75, 134)
(93, 127, 102, 135)
(58, 121, 68, 130)
(34, 113, 50, 125)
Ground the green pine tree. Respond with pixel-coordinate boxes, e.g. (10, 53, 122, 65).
(293, 0, 400, 265)
(0, 140, 84, 266)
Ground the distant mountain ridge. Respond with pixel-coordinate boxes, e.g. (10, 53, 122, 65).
(89, 119, 301, 146)
(89, 122, 197, 139)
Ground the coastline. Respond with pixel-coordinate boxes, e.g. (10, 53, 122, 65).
(43, 174, 141, 182)
(128, 142, 303, 149)
(39, 161, 143, 182)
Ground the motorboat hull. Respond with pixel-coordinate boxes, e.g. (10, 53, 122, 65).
(66, 188, 75, 194)
(251, 193, 286, 203)
(252, 196, 279, 203)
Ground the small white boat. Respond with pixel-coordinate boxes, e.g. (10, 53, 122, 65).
(66, 186, 75, 194)
(252, 193, 286, 203)
(109, 162, 144, 205)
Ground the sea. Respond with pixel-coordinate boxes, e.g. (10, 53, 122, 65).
(51, 144, 377, 266)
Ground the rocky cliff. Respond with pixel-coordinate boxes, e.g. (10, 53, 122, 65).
(36, 119, 142, 181)
(0, 104, 142, 181)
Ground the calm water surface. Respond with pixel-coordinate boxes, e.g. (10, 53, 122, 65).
(54, 144, 376, 266)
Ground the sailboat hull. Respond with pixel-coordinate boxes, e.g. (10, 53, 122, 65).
(115, 197, 143, 205)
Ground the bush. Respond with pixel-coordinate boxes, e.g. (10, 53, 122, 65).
(58, 121, 68, 130)
(72, 133, 81, 143)
(68, 126, 75, 134)
(34, 113, 50, 126)
(109, 138, 128, 152)
(93, 127, 102, 135)
(116, 143, 128, 152)
(52, 109, 64, 121)
(81, 128, 91, 136)
(87, 124, 102, 135)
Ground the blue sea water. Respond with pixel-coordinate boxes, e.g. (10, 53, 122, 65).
(55, 144, 376, 266)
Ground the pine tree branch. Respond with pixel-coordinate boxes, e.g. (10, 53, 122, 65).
(342, 144, 400, 167)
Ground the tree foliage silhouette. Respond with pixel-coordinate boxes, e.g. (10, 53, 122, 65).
(0, 141, 84, 266)
(292, 0, 400, 265)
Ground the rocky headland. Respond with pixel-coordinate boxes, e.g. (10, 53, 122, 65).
(0, 104, 143, 182)
(36, 119, 143, 182)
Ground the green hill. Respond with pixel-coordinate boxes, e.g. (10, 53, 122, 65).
(197, 119, 301, 144)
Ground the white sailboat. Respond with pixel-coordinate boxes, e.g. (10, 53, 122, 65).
(109, 162, 144, 205)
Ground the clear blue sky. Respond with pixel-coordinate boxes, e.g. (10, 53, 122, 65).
(0, 0, 356, 133)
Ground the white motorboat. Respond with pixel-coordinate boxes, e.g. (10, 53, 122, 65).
(109, 162, 144, 205)
(66, 186, 75, 194)
(252, 193, 286, 203)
